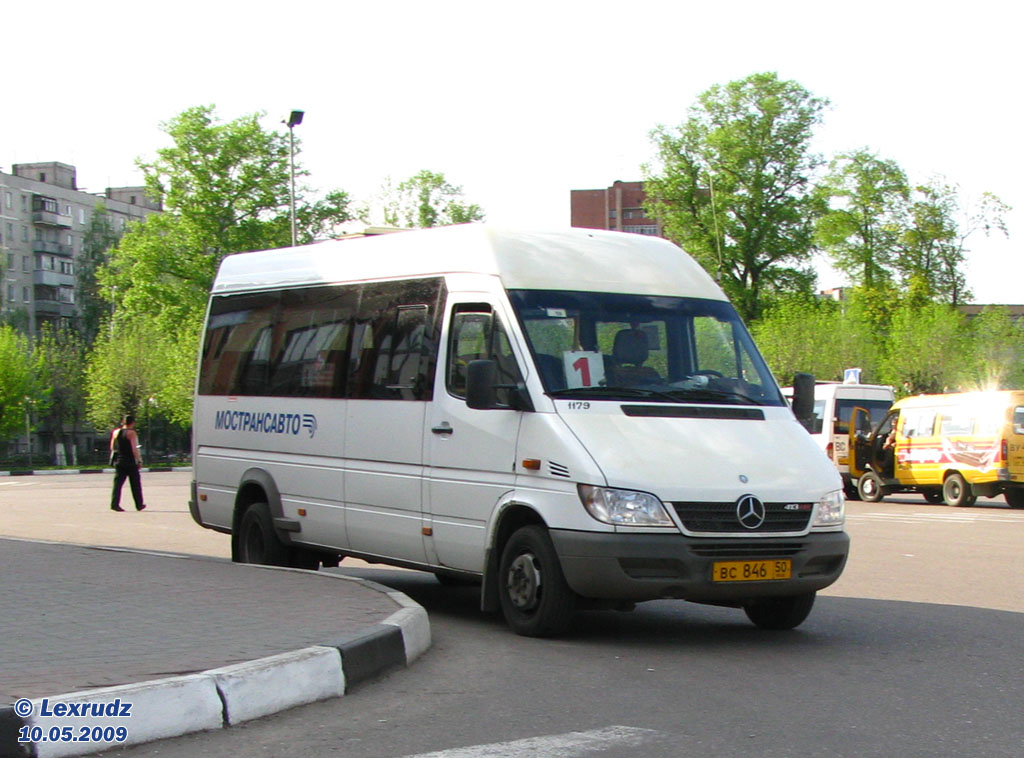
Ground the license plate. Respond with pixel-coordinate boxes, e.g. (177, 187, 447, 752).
(712, 559, 792, 582)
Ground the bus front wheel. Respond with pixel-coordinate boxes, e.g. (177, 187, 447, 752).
(857, 472, 885, 503)
(743, 592, 816, 630)
(498, 525, 575, 637)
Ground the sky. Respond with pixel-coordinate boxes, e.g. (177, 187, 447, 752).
(4, 0, 1021, 302)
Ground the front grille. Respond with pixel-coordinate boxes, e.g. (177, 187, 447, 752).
(672, 501, 812, 533)
(689, 541, 805, 558)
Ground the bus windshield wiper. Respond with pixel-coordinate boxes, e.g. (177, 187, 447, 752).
(665, 387, 762, 405)
(549, 386, 685, 403)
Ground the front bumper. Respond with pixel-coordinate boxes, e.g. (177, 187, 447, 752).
(550, 529, 850, 604)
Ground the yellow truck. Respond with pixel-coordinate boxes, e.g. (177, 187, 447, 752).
(850, 390, 1024, 507)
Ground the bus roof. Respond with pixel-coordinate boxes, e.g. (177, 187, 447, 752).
(211, 224, 726, 300)
(893, 390, 1024, 410)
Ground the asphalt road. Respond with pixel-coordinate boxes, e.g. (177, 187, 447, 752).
(2, 472, 1023, 757)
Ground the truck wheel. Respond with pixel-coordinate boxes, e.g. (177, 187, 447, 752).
(943, 473, 976, 507)
(857, 472, 885, 503)
(498, 525, 575, 637)
(744, 592, 816, 630)
(1005, 489, 1024, 509)
(238, 502, 291, 566)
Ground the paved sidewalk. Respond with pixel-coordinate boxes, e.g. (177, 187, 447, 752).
(0, 539, 430, 758)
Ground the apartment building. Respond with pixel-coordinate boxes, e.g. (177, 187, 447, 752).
(569, 180, 662, 237)
(0, 161, 161, 335)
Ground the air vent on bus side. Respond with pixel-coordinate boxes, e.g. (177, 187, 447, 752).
(548, 462, 570, 478)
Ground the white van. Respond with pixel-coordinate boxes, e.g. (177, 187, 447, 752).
(190, 225, 848, 636)
(782, 380, 894, 499)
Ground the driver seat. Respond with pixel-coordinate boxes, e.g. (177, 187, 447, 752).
(607, 329, 661, 385)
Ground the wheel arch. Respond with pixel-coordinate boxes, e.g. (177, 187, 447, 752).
(231, 468, 285, 561)
(480, 501, 548, 613)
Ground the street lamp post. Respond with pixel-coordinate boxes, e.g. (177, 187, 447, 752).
(284, 110, 304, 247)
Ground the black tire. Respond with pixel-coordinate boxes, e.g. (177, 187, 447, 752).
(844, 481, 861, 501)
(857, 471, 885, 503)
(923, 489, 944, 504)
(744, 592, 816, 630)
(1005, 489, 1024, 509)
(943, 473, 976, 507)
(498, 525, 576, 637)
(238, 502, 291, 566)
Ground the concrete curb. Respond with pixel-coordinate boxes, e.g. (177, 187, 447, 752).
(0, 563, 430, 758)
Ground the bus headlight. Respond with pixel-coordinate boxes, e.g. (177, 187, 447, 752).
(578, 484, 675, 527)
(813, 489, 845, 528)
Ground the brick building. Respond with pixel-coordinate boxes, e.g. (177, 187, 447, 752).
(569, 180, 662, 237)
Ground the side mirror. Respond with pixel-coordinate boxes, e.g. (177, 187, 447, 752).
(792, 372, 815, 433)
(466, 360, 497, 410)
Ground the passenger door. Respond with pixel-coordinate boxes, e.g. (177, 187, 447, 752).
(424, 301, 525, 571)
(849, 406, 877, 479)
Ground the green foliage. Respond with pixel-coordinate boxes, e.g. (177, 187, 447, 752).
(897, 181, 1010, 304)
(644, 72, 827, 321)
(84, 315, 163, 429)
(379, 170, 485, 228)
(32, 324, 85, 446)
(816, 149, 909, 289)
(91, 104, 354, 430)
(0, 326, 38, 439)
(963, 307, 1024, 390)
(879, 300, 967, 394)
(102, 104, 354, 326)
(752, 295, 878, 386)
(77, 202, 122, 345)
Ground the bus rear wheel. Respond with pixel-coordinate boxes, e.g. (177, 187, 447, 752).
(1005, 489, 1024, 509)
(238, 502, 291, 566)
(943, 473, 976, 507)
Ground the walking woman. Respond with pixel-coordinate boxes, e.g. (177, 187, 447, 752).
(110, 414, 146, 512)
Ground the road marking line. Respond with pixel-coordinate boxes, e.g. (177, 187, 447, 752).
(399, 726, 665, 758)
(850, 512, 1024, 524)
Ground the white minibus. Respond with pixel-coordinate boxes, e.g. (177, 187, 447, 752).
(782, 380, 894, 499)
(190, 225, 848, 636)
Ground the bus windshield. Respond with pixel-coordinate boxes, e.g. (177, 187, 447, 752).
(507, 290, 784, 406)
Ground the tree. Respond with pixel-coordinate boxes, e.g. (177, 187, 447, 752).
(0, 326, 38, 441)
(84, 315, 165, 431)
(32, 324, 86, 464)
(752, 294, 879, 386)
(816, 149, 910, 290)
(644, 72, 828, 321)
(899, 181, 1010, 305)
(77, 202, 121, 345)
(94, 105, 354, 429)
(103, 104, 355, 328)
(880, 286, 967, 395)
(964, 307, 1024, 390)
(379, 170, 485, 228)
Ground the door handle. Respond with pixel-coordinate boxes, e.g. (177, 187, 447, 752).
(431, 422, 454, 435)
